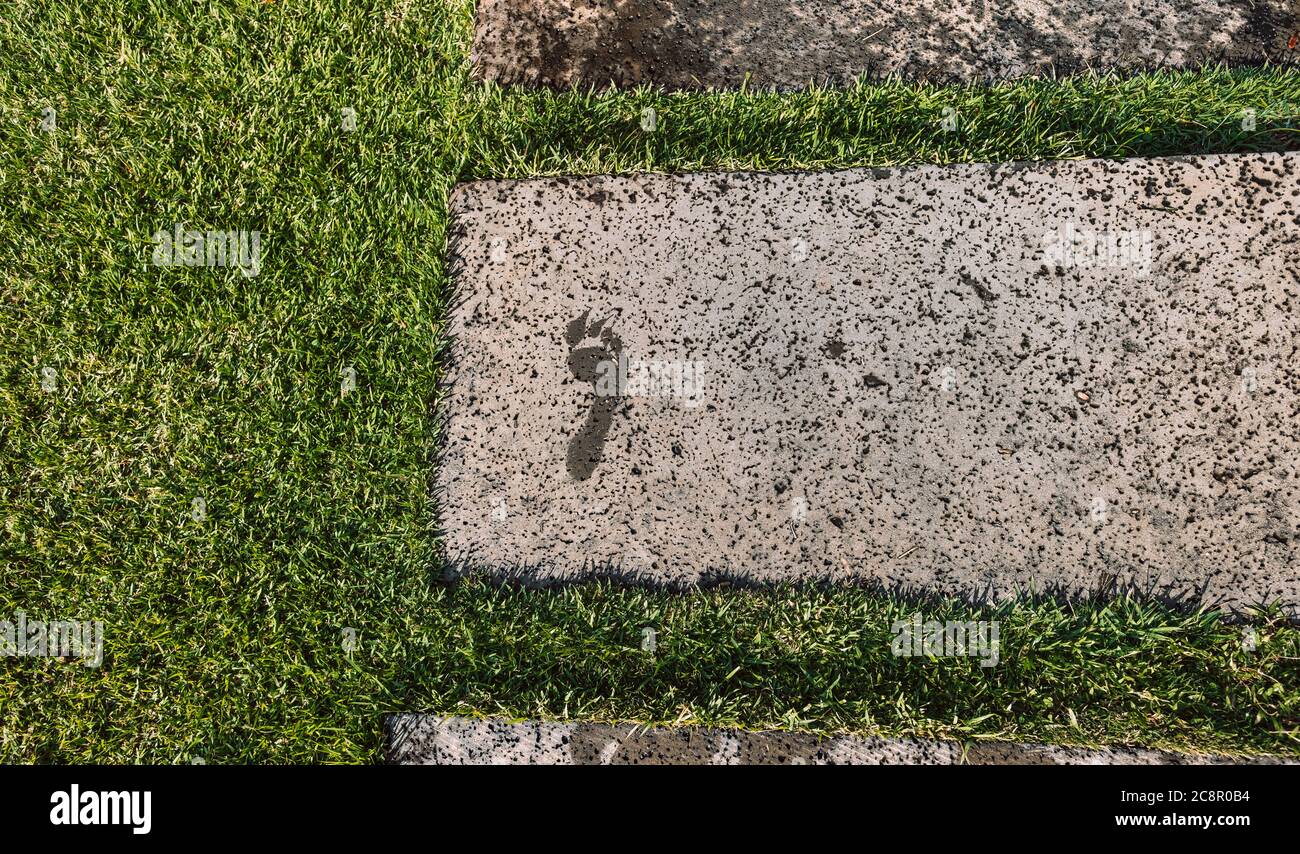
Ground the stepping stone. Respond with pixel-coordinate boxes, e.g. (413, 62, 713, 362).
(471, 0, 1300, 89)
(386, 715, 1296, 764)
(438, 151, 1299, 615)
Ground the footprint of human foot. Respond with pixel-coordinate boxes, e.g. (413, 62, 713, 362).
(565, 309, 623, 481)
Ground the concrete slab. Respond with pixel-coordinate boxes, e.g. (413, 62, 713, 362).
(385, 715, 1296, 764)
(438, 151, 1300, 615)
(470, 0, 1300, 89)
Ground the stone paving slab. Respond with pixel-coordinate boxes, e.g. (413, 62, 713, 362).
(438, 151, 1299, 615)
(386, 715, 1296, 764)
(470, 0, 1300, 89)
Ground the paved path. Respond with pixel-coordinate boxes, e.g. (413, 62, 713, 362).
(386, 715, 1295, 764)
(438, 151, 1298, 615)
(471, 0, 1300, 88)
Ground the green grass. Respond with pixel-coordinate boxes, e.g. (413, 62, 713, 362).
(403, 581, 1300, 757)
(1, 0, 1297, 762)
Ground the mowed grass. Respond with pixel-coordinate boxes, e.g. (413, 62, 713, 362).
(1, 0, 1297, 762)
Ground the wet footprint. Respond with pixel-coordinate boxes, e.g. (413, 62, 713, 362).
(565, 309, 622, 481)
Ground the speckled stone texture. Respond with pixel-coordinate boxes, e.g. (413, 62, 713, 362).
(439, 151, 1299, 615)
(470, 0, 1300, 88)
(386, 716, 1296, 764)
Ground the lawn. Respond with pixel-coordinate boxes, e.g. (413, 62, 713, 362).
(1, 0, 1297, 762)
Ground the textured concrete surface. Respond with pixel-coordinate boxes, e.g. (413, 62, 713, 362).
(470, 0, 1300, 88)
(386, 716, 1297, 764)
(438, 151, 1299, 615)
